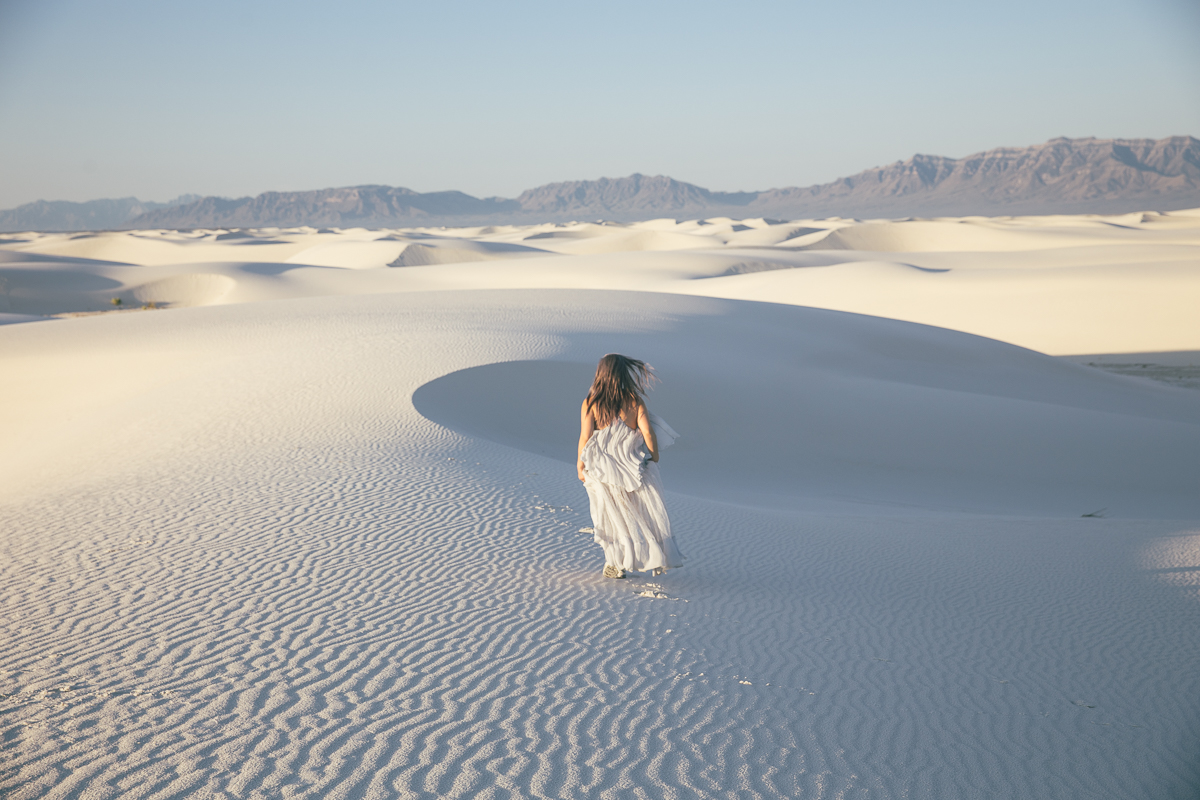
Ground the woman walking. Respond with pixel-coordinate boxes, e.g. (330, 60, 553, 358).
(577, 354, 683, 578)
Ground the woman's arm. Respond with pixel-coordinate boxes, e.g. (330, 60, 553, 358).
(577, 398, 595, 481)
(637, 401, 659, 463)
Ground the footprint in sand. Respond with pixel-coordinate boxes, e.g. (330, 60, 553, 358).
(633, 582, 687, 601)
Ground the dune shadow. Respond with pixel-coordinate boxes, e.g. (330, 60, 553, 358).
(410, 299, 1200, 517)
(413, 361, 590, 463)
(0, 250, 133, 267)
(0, 267, 124, 291)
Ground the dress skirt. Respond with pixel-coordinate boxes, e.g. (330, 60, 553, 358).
(581, 414, 684, 573)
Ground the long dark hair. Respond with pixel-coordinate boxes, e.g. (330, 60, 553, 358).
(586, 354, 656, 427)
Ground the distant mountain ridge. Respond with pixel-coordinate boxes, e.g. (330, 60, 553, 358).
(514, 173, 758, 214)
(127, 186, 519, 229)
(2, 136, 1197, 232)
(0, 195, 201, 233)
(751, 136, 1200, 216)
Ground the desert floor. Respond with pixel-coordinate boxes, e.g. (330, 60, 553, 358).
(2, 211, 1198, 799)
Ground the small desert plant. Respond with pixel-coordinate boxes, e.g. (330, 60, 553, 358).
(111, 297, 123, 307)
(142, 301, 158, 310)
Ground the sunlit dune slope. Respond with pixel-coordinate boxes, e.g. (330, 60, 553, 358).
(3, 209, 1197, 354)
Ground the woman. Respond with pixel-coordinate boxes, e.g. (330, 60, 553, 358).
(577, 354, 683, 579)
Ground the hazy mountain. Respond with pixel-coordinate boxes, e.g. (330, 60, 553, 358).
(0, 194, 201, 233)
(514, 173, 757, 214)
(3, 136, 1197, 232)
(748, 136, 1200, 218)
(125, 185, 519, 230)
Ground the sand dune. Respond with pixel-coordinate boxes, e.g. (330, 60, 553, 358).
(387, 239, 551, 266)
(2, 209, 1196, 353)
(413, 301, 1200, 519)
(2, 210, 1198, 799)
(284, 239, 412, 269)
(803, 216, 1200, 252)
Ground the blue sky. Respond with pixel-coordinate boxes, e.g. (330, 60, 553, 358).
(1, 0, 1197, 207)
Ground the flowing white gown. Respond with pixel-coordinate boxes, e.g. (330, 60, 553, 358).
(581, 412, 684, 573)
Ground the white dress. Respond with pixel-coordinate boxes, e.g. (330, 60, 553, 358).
(581, 412, 684, 573)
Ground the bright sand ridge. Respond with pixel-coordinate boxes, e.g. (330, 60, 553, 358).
(1, 213, 1199, 799)
(2, 208, 1199, 354)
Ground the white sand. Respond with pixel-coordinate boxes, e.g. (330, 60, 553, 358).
(1, 211, 1198, 799)
(2, 210, 1198, 354)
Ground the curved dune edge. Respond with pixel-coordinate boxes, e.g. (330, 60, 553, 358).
(412, 303, 1200, 519)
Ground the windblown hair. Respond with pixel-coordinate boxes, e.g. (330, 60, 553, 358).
(586, 354, 656, 427)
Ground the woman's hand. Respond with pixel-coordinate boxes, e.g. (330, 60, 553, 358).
(578, 399, 595, 483)
(637, 401, 660, 463)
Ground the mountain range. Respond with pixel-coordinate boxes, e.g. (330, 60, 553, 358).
(0, 195, 202, 233)
(2, 136, 1197, 232)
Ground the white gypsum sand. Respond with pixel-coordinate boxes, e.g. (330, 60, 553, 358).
(0, 211, 1198, 799)
(2, 209, 1199, 354)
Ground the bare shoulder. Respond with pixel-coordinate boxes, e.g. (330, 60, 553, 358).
(632, 399, 652, 427)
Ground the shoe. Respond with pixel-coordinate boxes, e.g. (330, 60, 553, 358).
(603, 564, 626, 579)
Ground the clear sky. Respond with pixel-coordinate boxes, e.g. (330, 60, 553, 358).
(1, 0, 1198, 208)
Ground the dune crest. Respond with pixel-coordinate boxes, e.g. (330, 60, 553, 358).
(2, 208, 1197, 353)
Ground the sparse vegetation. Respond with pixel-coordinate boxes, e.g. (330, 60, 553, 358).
(142, 301, 157, 310)
(1085, 362, 1200, 390)
(111, 297, 122, 307)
